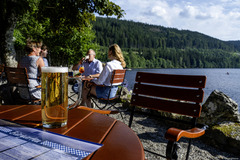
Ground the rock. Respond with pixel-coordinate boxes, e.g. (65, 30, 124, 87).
(120, 87, 132, 109)
(199, 90, 240, 126)
(202, 122, 240, 155)
(120, 87, 132, 102)
(199, 90, 240, 156)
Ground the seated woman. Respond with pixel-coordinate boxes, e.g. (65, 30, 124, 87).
(18, 40, 45, 100)
(81, 44, 126, 107)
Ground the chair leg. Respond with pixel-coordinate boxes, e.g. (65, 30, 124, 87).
(185, 139, 192, 160)
(166, 141, 180, 160)
(90, 97, 106, 110)
(111, 105, 125, 123)
(128, 106, 135, 128)
(68, 93, 77, 101)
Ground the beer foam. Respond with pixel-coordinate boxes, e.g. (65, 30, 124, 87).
(41, 67, 68, 73)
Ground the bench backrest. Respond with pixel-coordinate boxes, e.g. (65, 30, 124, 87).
(131, 72, 206, 117)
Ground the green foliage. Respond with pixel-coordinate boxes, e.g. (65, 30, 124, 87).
(93, 17, 240, 68)
(12, 0, 124, 66)
(46, 25, 100, 66)
(37, 0, 125, 32)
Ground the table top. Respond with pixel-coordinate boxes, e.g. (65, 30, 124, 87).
(68, 75, 94, 81)
(0, 105, 145, 160)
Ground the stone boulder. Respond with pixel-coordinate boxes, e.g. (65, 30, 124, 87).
(120, 87, 132, 108)
(199, 90, 240, 155)
(198, 90, 240, 125)
(202, 121, 240, 155)
(120, 87, 132, 101)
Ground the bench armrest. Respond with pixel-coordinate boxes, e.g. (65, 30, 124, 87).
(77, 106, 119, 114)
(165, 127, 206, 142)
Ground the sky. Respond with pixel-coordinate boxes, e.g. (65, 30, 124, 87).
(108, 0, 240, 41)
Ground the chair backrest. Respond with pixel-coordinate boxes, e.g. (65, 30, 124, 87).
(0, 64, 5, 81)
(4, 66, 35, 104)
(4, 67, 29, 85)
(110, 69, 126, 86)
(131, 72, 206, 118)
(0, 64, 4, 74)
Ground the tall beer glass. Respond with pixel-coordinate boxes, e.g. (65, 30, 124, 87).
(41, 67, 68, 128)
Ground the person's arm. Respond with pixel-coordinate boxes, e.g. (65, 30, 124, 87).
(87, 61, 103, 78)
(88, 73, 100, 78)
(36, 57, 45, 73)
(96, 61, 103, 73)
(92, 65, 110, 85)
(72, 58, 84, 70)
(72, 63, 80, 70)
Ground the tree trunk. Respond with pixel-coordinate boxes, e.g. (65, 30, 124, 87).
(0, 0, 18, 67)
(0, 20, 18, 67)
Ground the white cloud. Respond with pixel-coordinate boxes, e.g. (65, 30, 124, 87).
(109, 0, 240, 40)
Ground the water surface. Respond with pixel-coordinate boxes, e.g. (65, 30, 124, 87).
(125, 68, 240, 112)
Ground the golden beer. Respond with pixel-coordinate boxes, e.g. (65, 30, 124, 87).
(41, 67, 68, 128)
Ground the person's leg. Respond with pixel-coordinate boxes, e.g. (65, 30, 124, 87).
(80, 82, 97, 108)
(80, 82, 89, 106)
(85, 85, 96, 107)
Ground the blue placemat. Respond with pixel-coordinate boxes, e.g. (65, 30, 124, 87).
(0, 119, 102, 160)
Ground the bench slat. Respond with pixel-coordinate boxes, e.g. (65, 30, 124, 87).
(133, 83, 204, 103)
(135, 72, 206, 88)
(131, 95, 202, 117)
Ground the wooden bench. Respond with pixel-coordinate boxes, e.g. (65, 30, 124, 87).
(128, 72, 207, 160)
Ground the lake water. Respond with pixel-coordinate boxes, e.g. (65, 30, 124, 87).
(125, 68, 240, 112)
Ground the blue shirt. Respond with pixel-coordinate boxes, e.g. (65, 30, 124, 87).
(43, 58, 49, 67)
(78, 58, 103, 76)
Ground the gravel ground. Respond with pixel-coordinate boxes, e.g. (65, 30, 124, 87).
(109, 110, 240, 160)
(107, 112, 240, 160)
(68, 85, 240, 160)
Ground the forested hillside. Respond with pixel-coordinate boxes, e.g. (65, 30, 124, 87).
(93, 17, 240, 68)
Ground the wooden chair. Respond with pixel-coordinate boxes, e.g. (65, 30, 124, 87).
(128, 72, 207, 160)
(87, 69, 127, 118)
(0, 64, 5, 82)
(4, 66, 41, 104)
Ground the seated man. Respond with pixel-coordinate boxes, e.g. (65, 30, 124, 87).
(72, 49, 103, 79)
(72, 49, 103, 93)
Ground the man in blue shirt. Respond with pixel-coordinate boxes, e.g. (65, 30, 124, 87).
(72, 49, 103, 79)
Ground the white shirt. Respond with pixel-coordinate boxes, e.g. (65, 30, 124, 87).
(92, 60, 123, 86)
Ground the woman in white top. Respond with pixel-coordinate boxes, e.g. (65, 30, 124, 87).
(81, 44, 126, 107)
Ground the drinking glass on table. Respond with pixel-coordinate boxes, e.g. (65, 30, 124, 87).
(78, 55, 88, 78)
(41, 67, 68, 128)
(79, 66, 84, 78)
